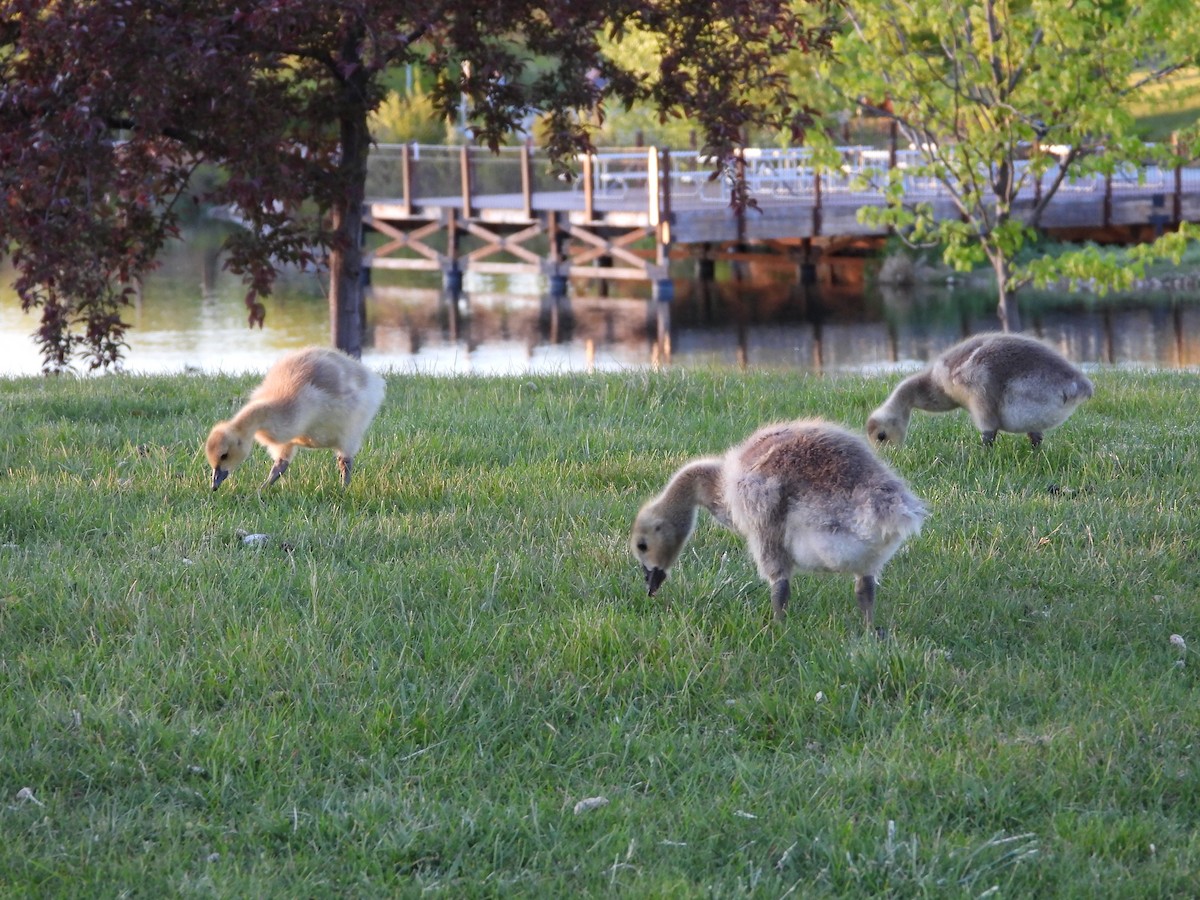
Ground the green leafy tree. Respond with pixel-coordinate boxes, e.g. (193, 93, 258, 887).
(802, 0, 1200, 332)
(1, 0, 827, 370)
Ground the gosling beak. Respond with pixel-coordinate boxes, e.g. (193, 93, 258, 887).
(211, 467, 229, 491)
(643, 565, 668, 597)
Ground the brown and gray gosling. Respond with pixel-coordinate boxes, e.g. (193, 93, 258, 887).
(205, 347, 386, 491)
(630, 419, 926, 629)
(866, 332, 1094, 448)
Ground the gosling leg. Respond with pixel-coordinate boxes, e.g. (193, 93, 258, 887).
(338, 455, 353, 487)
(1027, 431, 1044, 447)
(265, 458, 290, 486)
(980, 429, 997, 446)
(770, 578, 790, 623)
(855, 574, 884, 638)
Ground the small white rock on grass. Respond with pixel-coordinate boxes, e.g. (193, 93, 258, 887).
(573, 796, 609, 815)
(15, 787, 43, 806)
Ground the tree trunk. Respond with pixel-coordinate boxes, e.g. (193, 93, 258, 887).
(992, 252, 1022, 333)
(328, 96, 372, 358)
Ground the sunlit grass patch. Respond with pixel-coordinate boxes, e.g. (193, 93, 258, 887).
(1, 366, 1198, 894)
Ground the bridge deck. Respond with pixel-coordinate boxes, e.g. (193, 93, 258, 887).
(363, 144, 1200, 284)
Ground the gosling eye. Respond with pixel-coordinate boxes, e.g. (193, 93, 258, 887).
(220, 452, 229, 461)
(636, 540, 648, 552)
(876, 431, 888, 443)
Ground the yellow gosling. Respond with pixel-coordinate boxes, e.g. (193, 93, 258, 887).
(205, 347, 385, 491)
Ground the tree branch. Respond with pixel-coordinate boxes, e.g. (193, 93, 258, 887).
(102, 116, 203, 149)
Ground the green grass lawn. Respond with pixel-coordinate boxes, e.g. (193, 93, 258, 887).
(1129, 67, 1200, 141)
(1, 367, 1198, 897)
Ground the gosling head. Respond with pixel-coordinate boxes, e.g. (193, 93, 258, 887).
(205, 422, 252, 491)
(866, 407, 909, 448)
(630, 504, 696, 597)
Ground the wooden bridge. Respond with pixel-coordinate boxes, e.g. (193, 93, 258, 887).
(364, 143, 1200, 300)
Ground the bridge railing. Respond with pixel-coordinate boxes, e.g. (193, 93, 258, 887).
(367, 144, 576, 211)
(366, 142, 1200, 212)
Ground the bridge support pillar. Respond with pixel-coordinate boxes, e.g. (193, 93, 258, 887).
(547, 272, 569, 304)
(597, 255, 613, 298)
(652, 278, 675, 304)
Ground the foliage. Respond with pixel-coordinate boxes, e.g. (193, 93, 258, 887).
(1, 368, 1199, 894)
(798, 0, 1200, 331)
(1024, 224, 1200, 294)
(593, 102, 704, 149)
(369, 85, 454, 145)
(0, 0, 829, 371)
(589, 26, 785, 148)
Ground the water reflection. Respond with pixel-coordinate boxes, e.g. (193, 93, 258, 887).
(368, 286, 652, 374)
(667, 267, 1200, 371)
(3, 229, 1200, 375)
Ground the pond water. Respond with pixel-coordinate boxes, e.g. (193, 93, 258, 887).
(3, 224, 1200, 376)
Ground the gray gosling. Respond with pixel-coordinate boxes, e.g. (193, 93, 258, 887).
(867, 332, 1093, 448)
(631, 419, 926, 629)
(205, 347, 385, 491)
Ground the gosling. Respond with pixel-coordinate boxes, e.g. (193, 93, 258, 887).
(867, 333, 1093, 448)
(205, 347, 386, 491)
(631, 419, 926, 629)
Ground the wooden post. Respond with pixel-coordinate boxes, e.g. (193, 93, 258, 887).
(888, 120, 898, 170)
(520, 145, 532, 221)
(735, 147, 746, 246)
(583, 152, 595, 221)
(446, 207, 459, 266)
(546, 210, 563, 269)
(401, 144, 413, 217)
(460, 145, 473, 217)
(813, 169, 823, 236)
(442, 207, 463, 341)
(660, 148, 673, 243)
(647, 147, 661, 227)
(543, 210, 569, 336)
(647, 147, 674, 360)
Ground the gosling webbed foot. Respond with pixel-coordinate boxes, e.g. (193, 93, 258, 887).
(1028, 431, 1044, 447)
(981, 430, 998, 447)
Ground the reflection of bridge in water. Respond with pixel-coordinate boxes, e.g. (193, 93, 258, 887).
(365, 143, 1200, 300)
(366, 278, 1200, 376)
